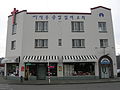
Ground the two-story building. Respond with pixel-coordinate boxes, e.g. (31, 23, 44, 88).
(2, 6, 117, 80)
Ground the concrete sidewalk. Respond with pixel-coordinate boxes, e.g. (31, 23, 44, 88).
(1, 76, 120, 85)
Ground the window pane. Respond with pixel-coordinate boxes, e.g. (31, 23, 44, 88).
(100, 40, 103, 47)
(98, 22, 106, 32)
(12, 24, 17, 35)
(72, 40, 74, 47)
(39, 40, 43, 47)
(35, 39, 48, 48)
(44, 40, 48, 47)
(58, 39, 62, 46)
(80, 22, 84, 31)
(39, 22, 44, 30)
(100, 39, 108, 48)
(35, 22, 38, 30)
(81, 39, 84, 47)
(71, 22, 74, 31)
(35, 21, 48, 32)
(44, 22, 48, 31)
(35, 39, 38, 47)
(11, 41, 16, 50)
(72, 39, 85, 48)
(72, 21, 84, 32)
(77, 40, 79, 47)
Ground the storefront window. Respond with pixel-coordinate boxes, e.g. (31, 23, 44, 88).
(64, 63, 95, 76)
(47, 63, 57, 76)
(25, 63, 57, 78)
(29, 64, 37, 76)
(73, 63, 95, 76)
(7, 63, 19, 76)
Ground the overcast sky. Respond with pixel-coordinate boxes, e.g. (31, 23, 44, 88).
(0, 0, 120, 57)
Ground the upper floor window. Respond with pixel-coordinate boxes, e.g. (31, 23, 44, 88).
(12, 24, 17, 35)
(11, 40, 16, 50)
(35, 39, 48, 48)
(99, 13, 104, 17)
(71, 21, 84, 32)
(72, 39, 85, 48)
(58, 39, 62, 46)
(100, 39, 108, 48)
(98, 22, 107, 32)
(35, 21, 48, 32)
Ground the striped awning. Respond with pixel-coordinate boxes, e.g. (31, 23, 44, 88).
(23, 55, 97, 62)
(23, 56, 59, 62)
(62, 55, 97, 62)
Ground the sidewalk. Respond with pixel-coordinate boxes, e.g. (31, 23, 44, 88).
(0, 76, 120, 85)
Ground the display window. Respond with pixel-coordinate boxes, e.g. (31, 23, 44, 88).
(7, 63, 19, 76)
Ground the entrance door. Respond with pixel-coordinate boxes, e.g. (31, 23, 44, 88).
(37, 64, 46, 80)
(101, 66, 109, 78)
(99, 56, 113, 79)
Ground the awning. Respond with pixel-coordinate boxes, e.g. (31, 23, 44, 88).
(62, 55, 98, 62)
(23, 55, 98, 62)
(23, 56, 59, 62)
(1, 56, 20, 64)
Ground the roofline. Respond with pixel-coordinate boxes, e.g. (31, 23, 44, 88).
(8, 6, 111, 17)
(27, 12, 91, 15)
(8, 10, 27, 17)
(91, 6, 111, 10)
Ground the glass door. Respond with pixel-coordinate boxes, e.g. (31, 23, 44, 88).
(101, 66, 109, 78)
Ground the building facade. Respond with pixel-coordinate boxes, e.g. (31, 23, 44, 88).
(117, 55, 120, 69)
(3, 6, 117, 80)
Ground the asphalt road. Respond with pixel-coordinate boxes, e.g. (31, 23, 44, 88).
(0, 82, 120, 90)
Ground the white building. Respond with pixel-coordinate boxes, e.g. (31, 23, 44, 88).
(2, 6, 117, 80)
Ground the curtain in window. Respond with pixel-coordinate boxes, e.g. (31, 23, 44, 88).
(35, 21, 48, 31)
(100, 39, 108, 47)
(44, 40, 48, 47)
(72, 22, 84, 31)
(98, 22, 106, 31)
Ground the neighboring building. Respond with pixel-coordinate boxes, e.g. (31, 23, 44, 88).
(2, 6, 117, 80)
(116, 55, 120, 76)
(0, 58, 4, 75)
(117, 55, 120, 69)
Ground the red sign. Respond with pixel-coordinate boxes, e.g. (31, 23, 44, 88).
(11, 8, 19, 24)
(21, 66, 24, 71)
(48, 66, 55, 68)
(59, 66, 62, 71)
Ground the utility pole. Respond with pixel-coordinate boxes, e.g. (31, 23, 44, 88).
(48, 61, 50, 84)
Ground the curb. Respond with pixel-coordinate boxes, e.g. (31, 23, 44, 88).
(6, 80, 120, 85)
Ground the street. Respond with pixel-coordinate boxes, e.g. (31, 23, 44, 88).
(0, 82, 120, 90)
(0, 84, 13, 90)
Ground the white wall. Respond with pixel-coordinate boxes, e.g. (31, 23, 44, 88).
(6, 11, 25, 58)
(6, 7, 117, 76)
(20, 8, 115, 59)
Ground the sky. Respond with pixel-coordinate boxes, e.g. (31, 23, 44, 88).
(0, 0, 120, 57)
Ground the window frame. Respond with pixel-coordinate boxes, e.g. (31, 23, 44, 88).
(12, 23, 17, 35)
(98, 22, 107, 33)
(11, 40, 16, 50)
(100, 39, 108, 48)
(72, 39, 85, 48)
(58, 39, 62, 46)
(35, 21, 48, 32)
(35, 39, 48, 48)
(71, 21, 84, 32)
